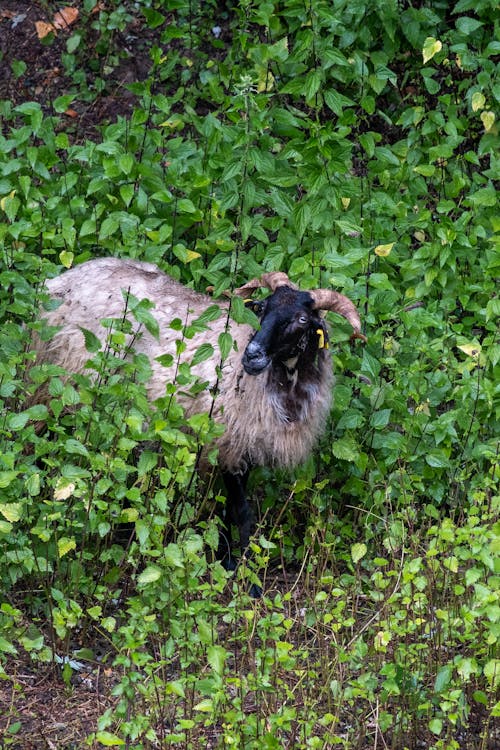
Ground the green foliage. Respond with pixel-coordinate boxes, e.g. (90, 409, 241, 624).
(0, 0, 498, 747)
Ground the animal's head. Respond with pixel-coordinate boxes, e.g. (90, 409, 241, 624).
(234, 272, 366, 376)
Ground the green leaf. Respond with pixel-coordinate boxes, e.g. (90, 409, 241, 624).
(324, 88, 356, 115)
(429, 719, 443, 736)
(177, 198, 198, 214)
(207, 645, 227, 676)
(166, 680, 186, 697)
(8, 412, 29, 430)
(119, 184, 134, 207)
(80, 218, 97, 237)
(370, 409, 391, 429)
(218, 331, 233, 361)
(0, 472, 19, 489)
(65, 439, 89, 457)
(466, 185, 496, 207)
(425, 451, 449, 469)
(135, 520, 150, 546)
(456, 17, 483, 35)
(127, 294, 160, 340)
(143, 8, 166, 28)
(304, 69, 322, 101)
(66, 33, 81, 54)
(119, 154, 134, 175)
(98, 215, 120, 240)
(434, 664, 452, 692)
(191, 343, 214, 366)
(137, 566, 162, 585)
(137, 451, 158, 476)
(0, 636, 17, 655)
(164, 543, 184, 568)
(25, 473, 41, 497)
(293, 202, 311, 240)
(332, 435, 360, 462)
(53, 95, 74, 113)
(80, 327, 102, 353)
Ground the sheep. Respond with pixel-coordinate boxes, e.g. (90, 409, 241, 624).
(32, 257, 365, 593)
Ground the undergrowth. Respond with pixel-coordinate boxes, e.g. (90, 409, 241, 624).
(0, 1, 498, 748)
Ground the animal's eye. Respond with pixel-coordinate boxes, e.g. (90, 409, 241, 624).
(245, 300, 264, 316)
(297, 314, 308, 325)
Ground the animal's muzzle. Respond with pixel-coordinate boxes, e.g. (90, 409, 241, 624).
(242, 341, 270, 375)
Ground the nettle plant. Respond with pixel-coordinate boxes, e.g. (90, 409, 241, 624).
(0, 261, 224, 637)
(0, 0, 499, 747)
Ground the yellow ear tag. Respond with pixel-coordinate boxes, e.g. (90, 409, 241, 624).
(316, 328, 328, 349)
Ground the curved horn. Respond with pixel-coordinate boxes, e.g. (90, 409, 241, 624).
(233, 271, 297, 298)
(309, 289, 367, 342)
(261, 271, 297, 291)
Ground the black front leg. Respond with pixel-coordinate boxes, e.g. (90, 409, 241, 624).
(220, 469, 252, 566)
(219, 469, 261, 597)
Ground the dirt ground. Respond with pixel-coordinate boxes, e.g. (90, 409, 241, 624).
(0, 0, 152, 140)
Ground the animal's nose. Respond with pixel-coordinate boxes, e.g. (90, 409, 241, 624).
(242, 341, 270, 375)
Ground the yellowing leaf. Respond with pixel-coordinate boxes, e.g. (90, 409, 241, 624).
(457, 343, 481, 359)
(185, 249, 201, 262)
(374, 242, 394, 257)
(480, 110, 495, 132)
(351, 542, 367, 564)
(415, 401, 431, 416)
(422, 37, 442, 64)
(120, 507, 139, 522)
(257, 66, 275, 92)
(341, 197, 351, 209)
(54, 481, 75, 501)
(471, 91, 485, 112)
(35, 21, 56, 39)
(0, 503, 22, 523)
(53, 7, 79, 30)
(0, 190, 16, 211)
(159, 115, 184, 130)
(58, 537, 76, 558)
(374, 630, 391, 651)
(59, 250, 74, 268)
(94, 732, 125, 747)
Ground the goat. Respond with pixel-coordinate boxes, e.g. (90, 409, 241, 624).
(32, 257, 365, 593)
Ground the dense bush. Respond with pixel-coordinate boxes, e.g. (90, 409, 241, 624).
(0, 1, 498, 747)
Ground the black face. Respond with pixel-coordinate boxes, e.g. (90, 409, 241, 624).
(242, 286, 325, 376)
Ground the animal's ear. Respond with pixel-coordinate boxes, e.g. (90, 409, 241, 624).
(233, 278, 262, 297)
